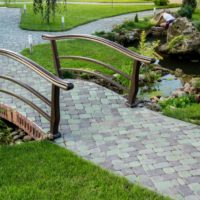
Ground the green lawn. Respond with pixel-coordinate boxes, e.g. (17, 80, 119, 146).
(0, 141, 170, 200)
(20, 4, 165, 31)
(162, 103, 200, 125)
(193, 9, 200, 21)
(0, 0, 152, 3)
(21, 39, 132, 75)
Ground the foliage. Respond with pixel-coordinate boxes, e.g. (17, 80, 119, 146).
(182, 0, 197, 11)
(113, 19, 153, 31)
(134, 31, 162, 60)
(159, 95, 196, 109)
(0, 120, 13, 145)
(167, 35, 187, 50)
(178, 5, 193, 19)
(154, 0, 169, 6)
(194, 20, 200, 31)
(33, 0, 58, 24)
(0, 141, 170, 200)
(134, 14, 139, 22)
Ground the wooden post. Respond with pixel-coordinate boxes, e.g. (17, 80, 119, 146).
(50, 84, 61, 139)
(50, 40, 63, 78)
(127, 60, 140, 107)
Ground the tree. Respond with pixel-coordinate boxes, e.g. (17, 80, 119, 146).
(33, 0, 57, 24)
(182, 0, 197, 11)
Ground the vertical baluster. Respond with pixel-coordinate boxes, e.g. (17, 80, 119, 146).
(50, 40, 63, 78)
(50, 84, 61, 139)
(127, 60, 140, 107)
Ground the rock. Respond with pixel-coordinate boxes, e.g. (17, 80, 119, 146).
(190, 78, 200, 89)
(171, 90, 186, 97)
(10, 130, 20, 137)
(15, 139, 23, 145)
(183, 82, 191, 93)
(13, 134, 23, 141)
(151, 96, 159, 103)
(174, 68, 183, 77)
(159, 17, 200, 55)
(23, 135, 33, 142)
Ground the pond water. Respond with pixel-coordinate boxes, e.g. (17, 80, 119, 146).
(160, 54, 200, 75)
(139, 74, 183, 100)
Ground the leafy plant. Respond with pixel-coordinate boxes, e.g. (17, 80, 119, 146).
(159, 95, 196, 109)
(134, 14, 139, 23)
(167, 35, 188, 50)
(178, 5, 193, 19)
(0, 120, 13, 145)
(33, 0, 58, 24)
(134, 31, 163, 60)
(182, 0, 197, 11)
(154, 0, 169, 6)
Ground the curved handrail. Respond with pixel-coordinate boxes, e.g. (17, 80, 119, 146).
(42, 34, 155, 64)
(0, 49, 73, 91)
(0, 76, 51, 106)
(59, 56, 131, 80)
(0, 89, 50, 121)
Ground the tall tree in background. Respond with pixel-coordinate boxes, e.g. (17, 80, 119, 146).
(182, 0, 197, 10)
(33, 0, 57, 24)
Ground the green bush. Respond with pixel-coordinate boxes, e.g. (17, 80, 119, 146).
(178, 5, 193, 19)
(182, 0, 197, 11)
(159, 95, 196, 109)
(0, 120, 13, 145)
(154, 0, 169, 6)
(194, 21, 200, 31)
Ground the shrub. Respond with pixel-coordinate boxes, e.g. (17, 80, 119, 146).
(182, 0, 197, 11)
(0, 120, 13, 145)
(178, 5, 193, 19)
(134, 14, 139, 23)
(159, 95, 196, 109)
(194, 21, 200, 31)
(154, 0, 169, 6)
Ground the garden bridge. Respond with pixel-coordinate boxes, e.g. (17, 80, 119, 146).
(0, 7, 200, 200)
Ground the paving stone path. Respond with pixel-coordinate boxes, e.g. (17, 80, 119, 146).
(0, 7, 200, 200)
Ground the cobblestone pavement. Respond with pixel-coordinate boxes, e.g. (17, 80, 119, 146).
(0, 7, 199, 200)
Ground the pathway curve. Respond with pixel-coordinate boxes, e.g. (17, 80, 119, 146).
(0, 7, 199, 200)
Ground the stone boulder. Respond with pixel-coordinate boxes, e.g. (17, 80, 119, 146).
(159, 17, 200, 54)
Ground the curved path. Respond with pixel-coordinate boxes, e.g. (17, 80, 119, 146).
(0, 7, 199, 200)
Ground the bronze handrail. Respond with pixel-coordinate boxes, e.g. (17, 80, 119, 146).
(59, 56, 131, 80)
(0, 76, 51, 106)
(0, 48, 74, 138)
(42, 34, 155, 64)
(0, 49, 73, 90)
(0, 89, 51, 121)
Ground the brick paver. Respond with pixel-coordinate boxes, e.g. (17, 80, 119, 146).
(0, 7, 199, 200)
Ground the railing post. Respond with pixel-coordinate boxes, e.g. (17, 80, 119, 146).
(127, 60, 140, 107)
(50, 40, 63, 78)
(50, 84, 61, 139)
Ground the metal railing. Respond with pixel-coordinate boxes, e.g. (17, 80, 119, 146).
(0, 49, 73, 139)
(42, 34, 155, 107)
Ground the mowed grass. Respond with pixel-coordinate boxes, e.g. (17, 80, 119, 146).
(162, 104, 200, 125)
(0, 0, 152, 3)
(0, 141, 170, 200)
(20, 4, 158, 31)
(21, 39, 133, 75)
